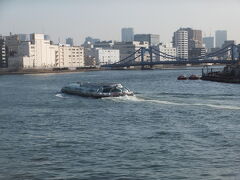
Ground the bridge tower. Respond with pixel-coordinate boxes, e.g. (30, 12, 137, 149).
(237, 44, 240, 62)
(140, 47, 154, 70)
(141, 47, 145, 70)
(149, 46, 153, 69)
(231, 44, 235, 61)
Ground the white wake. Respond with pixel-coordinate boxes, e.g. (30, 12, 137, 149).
(106, 95, 240, 110)
(55, 93, 65, 98)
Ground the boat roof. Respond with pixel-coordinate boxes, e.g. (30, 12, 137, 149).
(73, 82, 122, 88)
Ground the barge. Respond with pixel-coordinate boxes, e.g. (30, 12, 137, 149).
(201, 64, 240, 83)
(61, 82, 134, 98)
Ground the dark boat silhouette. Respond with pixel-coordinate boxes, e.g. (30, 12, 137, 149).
(177, 75, 187, 80)
(188, 75, 200, 80)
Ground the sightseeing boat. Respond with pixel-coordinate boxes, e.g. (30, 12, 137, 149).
(61, 82, 134, 98)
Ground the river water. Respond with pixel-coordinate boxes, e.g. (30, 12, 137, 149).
(0, 68, 240, 180)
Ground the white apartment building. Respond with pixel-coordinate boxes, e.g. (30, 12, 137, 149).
(174, 29, 188, 59)
(113, 41, 149, 62)
(94, 48, 119, 65)
(55, 45, 84, 68)
(158, 43, 176, 61)
(22, 34, 57, 68)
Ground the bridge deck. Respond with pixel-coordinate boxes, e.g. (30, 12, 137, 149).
(102, 60, 238, 68)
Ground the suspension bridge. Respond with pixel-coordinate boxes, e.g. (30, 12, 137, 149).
(101, 44, 240, 69)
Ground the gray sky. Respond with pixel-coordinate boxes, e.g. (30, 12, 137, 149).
(0, 0, 240, 45)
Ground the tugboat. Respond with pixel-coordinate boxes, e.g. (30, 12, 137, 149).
(188, 75, 200, 80)
(61, 82, 134, 98)
(177, 75, 187, 80)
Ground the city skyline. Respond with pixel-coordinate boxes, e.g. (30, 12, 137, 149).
(0, 0, 240, 45)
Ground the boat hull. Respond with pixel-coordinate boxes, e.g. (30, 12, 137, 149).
(61, 83, 134, 98)
(61, 88, 134, 98)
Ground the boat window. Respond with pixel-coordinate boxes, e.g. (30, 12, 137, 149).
(102, 88, 112, 93)
(89, 89, 96, 92)
(111, 88, 122, 93)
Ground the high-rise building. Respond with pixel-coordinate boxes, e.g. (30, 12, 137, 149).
(176, 28, 202, 49)
(203, 36, 214, 51)
(121, 28, 134, 42)
(173, 29, 188, 59)
(215, 30, 227, 48)
(66, 37, 74, 46)
(0, 36, 8, 68)
(191, 30, 203, 48)
(173, 28, 204, 59)
(134, 34, 160, 46)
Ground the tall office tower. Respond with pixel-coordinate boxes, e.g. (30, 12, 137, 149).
(66, 37, 74, 46)
(134, 34, 160, 46)
(173, 28, 203, 49)
(173, 28, 204, 59)
(180, 28, 202, 49)
(215, 30, 227, 48)
(173, 29, 188, 59)
(0, 36, 8, 68)
(121, 28, 134, 42)
(191, 29, 203, 48)
(203, 37, 214, 52)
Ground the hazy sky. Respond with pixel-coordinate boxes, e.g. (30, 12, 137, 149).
(0, 0, 240, 45)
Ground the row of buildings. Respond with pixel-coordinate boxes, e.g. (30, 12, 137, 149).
(83, 39, 176, 65)
(203, 30, 227, 51)
(122, 28, 160, 46)
(121, 27, 232, 60)
(0, 33, 153, 69)
(122, 28, 228, 50)
(0, 28, 235, 70)
(0, 34, 85, 69)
